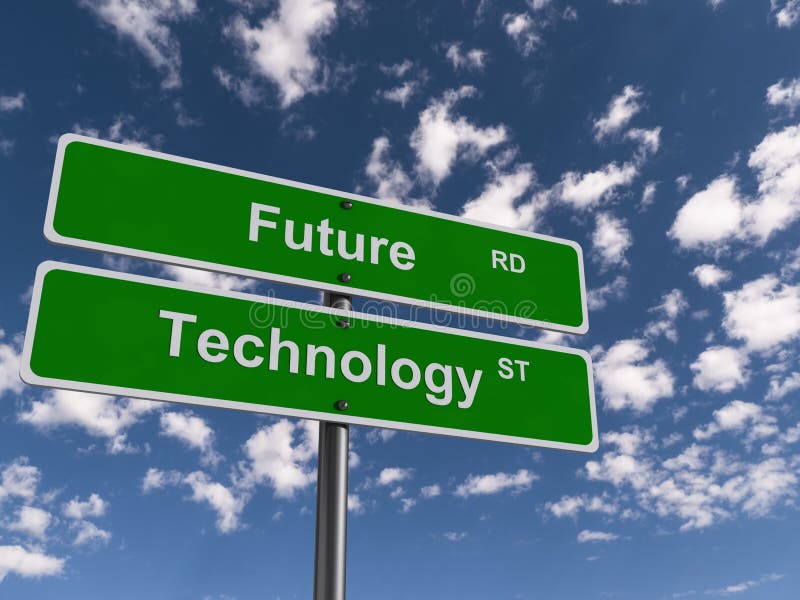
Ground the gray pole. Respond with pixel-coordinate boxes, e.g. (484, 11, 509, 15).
(313, 291, 351, 600)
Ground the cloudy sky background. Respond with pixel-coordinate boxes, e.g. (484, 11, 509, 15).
(1, 0, 800, 598)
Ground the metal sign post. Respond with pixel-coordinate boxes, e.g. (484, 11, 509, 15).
(313, 292, 351, 600)
(19, 134, 599, 600)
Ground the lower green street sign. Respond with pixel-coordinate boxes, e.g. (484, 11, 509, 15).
(21, 262, 597, 452)
(44, 134, 588, 334)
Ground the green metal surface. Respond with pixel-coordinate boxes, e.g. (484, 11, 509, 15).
(23, 264, 596, 450)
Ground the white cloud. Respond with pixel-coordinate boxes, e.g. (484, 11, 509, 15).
(7, 506, 52, 539)
(445, 43, 486, 71)
(225, 0, 337, 106)
(380, 60, 413, 77)
(410, 86, 507, 185)
(0, 138, 14, 156)
(707, 573, 784, 596)
(142, 468, 246, 532)
(237, 419, 317, 498)
(627, 126, 661, 159)
(640, 181, 657, 209)
(380, 81, 419, 107)
(63, 493, 111, 546)
(545, 494, 617, 518)
(594, 85, 643, 140)
(347, 493, 364, 514)
(443, 531, 467, 541)
(365, 428, 397, 444)
(503, 13, 540, 56)
(0, 545, 64, 583)
(644, 289, 688, 342)
(161, 265, 257, 293)
(595, 339, 674, 412)
(73, 521, 112, 546)
(19, 390, 159, 453)
(0, 339, 23, 397)
(585, 427, 799, 531)
(772, 0, 800, 28)
(745, 124, 800, 241)
(160, 411, 220, 466)
(670, 125, 800, 248)
(364, 136, 421, 207)
(63, 493, 107, 520)
(669, 176, 744, 249)
(691, 264, 731, 288)
(693, 400, 778, 443)
(556, 162, 638, 209)
(377, 467, 413, 486)
(400, 497, 416, 513)
(766, 371, 800, 400)
(0, 458, 40, 502)
(184, 471, 246, 533)
(213, 65, 263, 107)
(0, 92, 26, 112)
(461, 164, 538, 229)
(604, 429, 653, 455)
(740, 459, 797, 515)
(420, 484, 441, 499)
(722, 275, 800, 351)
(454, 469, 536, 497)
(690, 346, 749, 393)
(79, 0, 197, 89)
(592, 212, 632, 268)
(141, 467, 182, 492)
(577, 529, 619, 543)
(66, 113, 162, 149)
(767, 78, 800, 113)
(587, 275, 628, 310)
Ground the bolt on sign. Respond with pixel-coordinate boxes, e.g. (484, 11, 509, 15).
(44, 135, 588, 334)
(21, 263, 598, 452)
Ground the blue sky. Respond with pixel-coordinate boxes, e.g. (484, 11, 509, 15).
(2, 0, 800, 598)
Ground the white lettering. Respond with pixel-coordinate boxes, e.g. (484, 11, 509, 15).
(391, 358, 421, 390)
(307, 344, 335, 378)
(341, 350, 372, 383)
(317, 219, 334, 257)
(233, 334, 264, 368)
(198, 329, 229, 363)
(456, 367, 482, 409)
(424, 363, 452, 406)
(491, 249, 508, 271)
(249, 203, 280, 242)
(510, 253, 526, 273)
(370, 237, 389, 265)
(159, 310, 198, 357)
(285, 220, 313, 252)
(269, 327, 299, 374)
(338, 230, 365, 261)
(497, 357, 514, 379)
(389, 242, 416, 271)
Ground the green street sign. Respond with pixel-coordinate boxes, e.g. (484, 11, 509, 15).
(45, 135, 588, 334)
(21, 262, 598, 452)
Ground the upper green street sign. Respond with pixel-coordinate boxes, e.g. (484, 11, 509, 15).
(21, 262, 598, 452)
(45, 135, 588, 334)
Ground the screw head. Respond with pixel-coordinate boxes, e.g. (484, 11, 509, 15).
(336, 319, 351, 329)
(335, 400, 349, 411)
(339, 272, 352, 283)
(340, 200, 353, 210)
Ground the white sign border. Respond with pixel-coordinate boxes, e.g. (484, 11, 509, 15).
(21, 261, 598, 453)
(44, 134, 589, 335)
